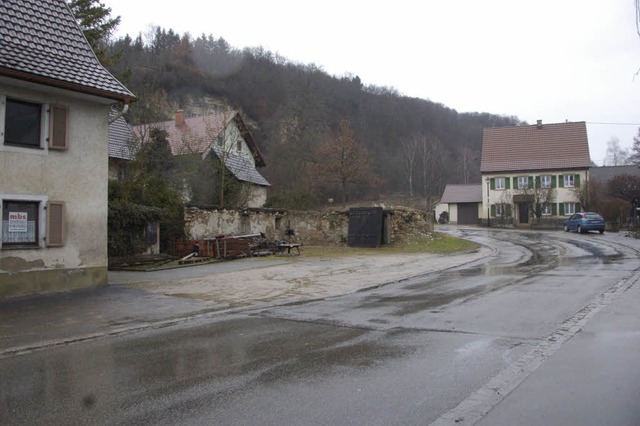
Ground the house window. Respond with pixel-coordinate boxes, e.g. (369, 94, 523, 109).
(495, 177, 506, 190)
(1, 196, 64, 249)
(541, 175, 552, 188)
(496, 204, 506, 217)
(564, 202, 576, 215)
(541, 203, 552, 216)
(2, 200, 39, 246)
(564, 175, 575, 187)
(1, 96, 68, 152)
(518, 176, 528, 189)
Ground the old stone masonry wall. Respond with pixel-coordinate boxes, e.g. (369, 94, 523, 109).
(183, 206, 434, 245)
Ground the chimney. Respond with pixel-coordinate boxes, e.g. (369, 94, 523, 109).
(536, 119, 543, 129)
(175, 110, 185, 126)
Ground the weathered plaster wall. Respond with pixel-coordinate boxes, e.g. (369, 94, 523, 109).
(0, 81, 111, 296)
(184, 206, 433, 245)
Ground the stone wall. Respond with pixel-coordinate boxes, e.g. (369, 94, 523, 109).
(184, 206, 434, 245)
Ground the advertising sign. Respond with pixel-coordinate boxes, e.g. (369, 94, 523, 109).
(8, 212, 28, 232)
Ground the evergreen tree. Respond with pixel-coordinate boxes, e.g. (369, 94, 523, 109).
(68, 0, 120, 65)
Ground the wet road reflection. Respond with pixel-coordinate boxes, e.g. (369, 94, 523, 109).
(1, 229, 638, 425)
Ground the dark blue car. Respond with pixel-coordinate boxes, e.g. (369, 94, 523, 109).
(563, 212, 605, 234)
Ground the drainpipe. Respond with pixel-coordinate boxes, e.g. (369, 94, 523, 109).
(486, 177, 491, 227)
(108, 103, 129, 124)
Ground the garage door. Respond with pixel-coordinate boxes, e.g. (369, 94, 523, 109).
(457, 203, 478, 225)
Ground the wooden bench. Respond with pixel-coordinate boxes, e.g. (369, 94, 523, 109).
(277, 243, 301, 255)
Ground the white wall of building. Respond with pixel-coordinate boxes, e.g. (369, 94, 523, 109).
(0, 79, 112, 295)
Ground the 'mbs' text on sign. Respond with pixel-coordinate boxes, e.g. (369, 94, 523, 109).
(8, 212, 28, 232)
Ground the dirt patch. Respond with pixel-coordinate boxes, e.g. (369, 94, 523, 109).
(126, 247, 491, 309)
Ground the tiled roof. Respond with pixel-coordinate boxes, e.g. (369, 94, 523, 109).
(440, 184, 482, 204)
(481, 121, 591, 173)
(133, 111, 270, 186)
(0, 0, 134, 102)
(134, 111, 266, 166)
(590, 165, 640, 182)
(212, 145, 270, 187)
(108, 110, 137, 160)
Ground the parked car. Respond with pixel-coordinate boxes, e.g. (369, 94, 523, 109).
(563, 212, 605, 234)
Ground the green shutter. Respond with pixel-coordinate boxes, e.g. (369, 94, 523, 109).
(575, 174, 581, 187)
(535, 176, 541, 188)
(506, 204, 512, 217)
(505, 177, 511, 190)
(551, 175, 557, 188)
(559, 203, 565, 216)
(552, 203, 558, 216)
(513, 177, 518, 189)
(491, 205, 496, 217)
(559, 175, 564, 188)
(490, 178, 495, 190)
(576, 202, 581, 212)
(528, 176, 534, 189)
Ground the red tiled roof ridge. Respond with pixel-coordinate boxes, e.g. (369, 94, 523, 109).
(480, 121, 590, 173)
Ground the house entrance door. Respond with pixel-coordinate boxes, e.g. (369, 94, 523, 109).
(518, 203, 529, 224)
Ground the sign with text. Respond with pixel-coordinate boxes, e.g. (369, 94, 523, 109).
(8, 212, 28, 232)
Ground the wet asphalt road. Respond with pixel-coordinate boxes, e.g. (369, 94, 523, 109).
(1, 229, 639, 425)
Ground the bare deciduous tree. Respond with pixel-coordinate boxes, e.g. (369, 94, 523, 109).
(402, 135, 419, 198)
(311, 119, 374, 206)
(603, 136, 631, 166)
(608, 173, 640, 227)
(420, 134, 444, 212)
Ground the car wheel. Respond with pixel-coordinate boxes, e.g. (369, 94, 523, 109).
(563, 224, 569, 232)
(599, 229, 604, 234)
(577, 225, 583, 234)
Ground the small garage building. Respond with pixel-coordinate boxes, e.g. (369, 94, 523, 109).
(437, 184, 483, 225)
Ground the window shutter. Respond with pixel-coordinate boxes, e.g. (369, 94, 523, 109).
(505, 177, 511, 190)
(506, 204, 512, 217)
(46, 201, 65, 247)
(490, 178, 495, 190)
(49, 105, 68, 150)
(552, 203, 557, 216)
(528, 176, 534, 188)
(575, 174, 581, 187)
(551, 175, 557, 188)
(535, 176, 541, 188)
(576, 202, 581, 212)
(490, 205, 496, 217)
(559, 203, 565, 216)
(559, 175, 564, 188)
(513, 177, 518, 189)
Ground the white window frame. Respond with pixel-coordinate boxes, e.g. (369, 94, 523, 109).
(0, 95, 51, 156)
(564, 175, 575, 188)
(564, 202, 576, 215)
(496, 204, 506, 217)
(541, 203, 552, 216)
(495, 177, 505, 190)
(518, 176, 529, 189)
(541, 175, 552, 189)
(0, 194, 48, 249)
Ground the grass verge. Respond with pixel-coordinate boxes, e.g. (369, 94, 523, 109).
(300, 232, 478, 258)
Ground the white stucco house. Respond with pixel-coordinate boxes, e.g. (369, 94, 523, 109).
(133, 110, 270, 208)
(480, 120, 591, 226)
(0, 0, 135, 296)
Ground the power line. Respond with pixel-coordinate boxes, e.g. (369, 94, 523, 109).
(586, 121, 640, 126)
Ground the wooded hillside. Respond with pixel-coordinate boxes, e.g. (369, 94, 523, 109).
(107, 28, 524, 208)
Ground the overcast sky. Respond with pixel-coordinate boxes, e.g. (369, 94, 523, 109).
(106, 0, 640, 165)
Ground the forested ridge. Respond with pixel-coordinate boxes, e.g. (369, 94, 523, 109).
(106, 28, 524, 208)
